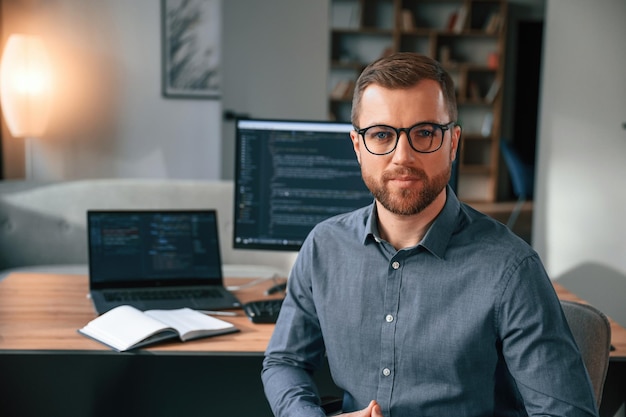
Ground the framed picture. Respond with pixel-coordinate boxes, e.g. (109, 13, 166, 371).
(161, 0, 221, 99)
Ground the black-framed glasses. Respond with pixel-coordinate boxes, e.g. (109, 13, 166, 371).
(356, 121, 456, 155)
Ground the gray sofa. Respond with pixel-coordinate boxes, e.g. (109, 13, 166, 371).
(0, 179, 296, 280)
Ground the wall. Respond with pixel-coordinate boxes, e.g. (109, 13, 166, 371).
(220, 0, 329, 180)
(1, 1, 549, 184)
(0, 0, 328, 181)
(0, 0, 222, 180)
(535, 0, 626, 327)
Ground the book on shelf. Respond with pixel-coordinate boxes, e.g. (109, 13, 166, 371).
(481, 112, 494, 137)
(439, 45, 452, 66)
(446, 11, 458, 31)
(453, 5, 468, 33)
(485, 78, 501, 103)
(78, 305, 239, 352)
(469, 81, 481, 101)
(400, 9, 416, 31)
(330, 79, 355, 100)
(484, 12, 502, 34)
(331, 1, 361, 29)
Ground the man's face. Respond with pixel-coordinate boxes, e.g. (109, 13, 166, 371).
(350, 80, 460, 216)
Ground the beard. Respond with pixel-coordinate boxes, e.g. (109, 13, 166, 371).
(362, 164, 451, 216)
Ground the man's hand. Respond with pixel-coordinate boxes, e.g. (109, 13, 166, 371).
(340, 400, 384, 417)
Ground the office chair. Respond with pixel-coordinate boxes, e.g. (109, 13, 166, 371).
(560, 300, 612, 408)
(322, 300, 612, 415)
(499, 138, 535, 229)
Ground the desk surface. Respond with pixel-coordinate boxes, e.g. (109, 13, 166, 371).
(1, 272, 625, 358)
(0, 272, 279, 353)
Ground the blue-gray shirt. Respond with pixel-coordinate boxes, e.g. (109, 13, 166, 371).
(262, 189, 598, 417)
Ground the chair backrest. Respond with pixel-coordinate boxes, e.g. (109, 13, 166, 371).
(560, 300, 612, 408)
(499, 138, 535, 199)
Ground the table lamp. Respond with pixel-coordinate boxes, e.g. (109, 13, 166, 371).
(0, 34, 53, 178)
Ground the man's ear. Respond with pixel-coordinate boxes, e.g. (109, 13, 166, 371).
(350, 130, 362, 165)
(450, 124, 462, 162)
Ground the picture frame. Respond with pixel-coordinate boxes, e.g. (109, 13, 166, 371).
(161, 0, 221, 99)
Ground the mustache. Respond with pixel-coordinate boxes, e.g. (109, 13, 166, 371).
(381, 167, 427, 181)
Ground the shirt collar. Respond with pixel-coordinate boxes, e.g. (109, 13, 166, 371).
(362, 186, 461, 258)
(363, 202, 380, 245)
(420, 186, 461, 258)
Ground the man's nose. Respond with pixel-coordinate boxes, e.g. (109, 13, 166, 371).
(391, 131, 415, 162)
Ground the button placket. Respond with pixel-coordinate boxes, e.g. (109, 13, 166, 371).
(377, 254, 402, 406)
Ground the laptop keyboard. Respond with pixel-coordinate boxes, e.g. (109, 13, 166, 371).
(104, 288, 223, 302)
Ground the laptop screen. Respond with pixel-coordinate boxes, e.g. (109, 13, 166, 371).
(88, 210, 223, 288)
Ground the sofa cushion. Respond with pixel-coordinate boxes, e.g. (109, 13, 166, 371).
(0, 179, 296, 277)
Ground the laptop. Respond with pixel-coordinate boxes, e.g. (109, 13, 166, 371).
(87, 209, 241, 314)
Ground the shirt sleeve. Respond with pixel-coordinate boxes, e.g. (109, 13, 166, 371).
(262, 245, 329, 417)
(497, 254, 598, 417)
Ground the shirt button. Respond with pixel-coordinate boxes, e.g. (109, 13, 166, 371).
(392, 261, 400, 270)
(382, 368, 391, 377)
(385, 314, 394, 323)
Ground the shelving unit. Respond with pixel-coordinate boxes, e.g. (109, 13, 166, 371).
(329, 0, 507, 202)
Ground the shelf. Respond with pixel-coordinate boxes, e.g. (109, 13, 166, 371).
(332, 28, 394, 35)
(330, 60, 367, 69)
(328, 0, 508, 202)
(460, 164, 493, 175)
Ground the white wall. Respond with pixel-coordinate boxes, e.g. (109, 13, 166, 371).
(0, 0, 329, 182)
(220, 0, 329, 179)
(535, 0, 626, 325)
(2, 0, 224, 180)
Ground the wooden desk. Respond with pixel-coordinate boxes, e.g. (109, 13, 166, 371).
(0, 272, 281, 353)
(2, 273, 624, 358)
(0, 272, 340, 417)
(0, 273, 625, 417)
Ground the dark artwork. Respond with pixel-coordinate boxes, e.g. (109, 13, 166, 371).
(162, 0, 221, 98)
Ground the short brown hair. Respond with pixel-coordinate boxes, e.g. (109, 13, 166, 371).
(351, 52, 458, 127)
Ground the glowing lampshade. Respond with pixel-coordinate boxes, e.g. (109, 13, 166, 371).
(0, 34, 53, 137)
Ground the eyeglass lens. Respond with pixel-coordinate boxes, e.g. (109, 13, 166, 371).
(362, 123, 445, 155)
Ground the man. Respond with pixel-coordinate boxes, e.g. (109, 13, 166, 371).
(262, 52, 598, 417)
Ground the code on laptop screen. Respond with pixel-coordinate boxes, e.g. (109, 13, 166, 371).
(88, 211, 222, 284)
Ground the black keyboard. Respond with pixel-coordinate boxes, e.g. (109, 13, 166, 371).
(103, 288, 221, 302)
(243, 298, 284, 323)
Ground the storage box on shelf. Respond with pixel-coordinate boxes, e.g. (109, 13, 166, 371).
(329, 0, 507, 203)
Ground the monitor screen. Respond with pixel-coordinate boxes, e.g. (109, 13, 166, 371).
(233, 118, 373, 251)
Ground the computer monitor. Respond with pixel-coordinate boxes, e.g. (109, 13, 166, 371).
(233, 118, 372, 251)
